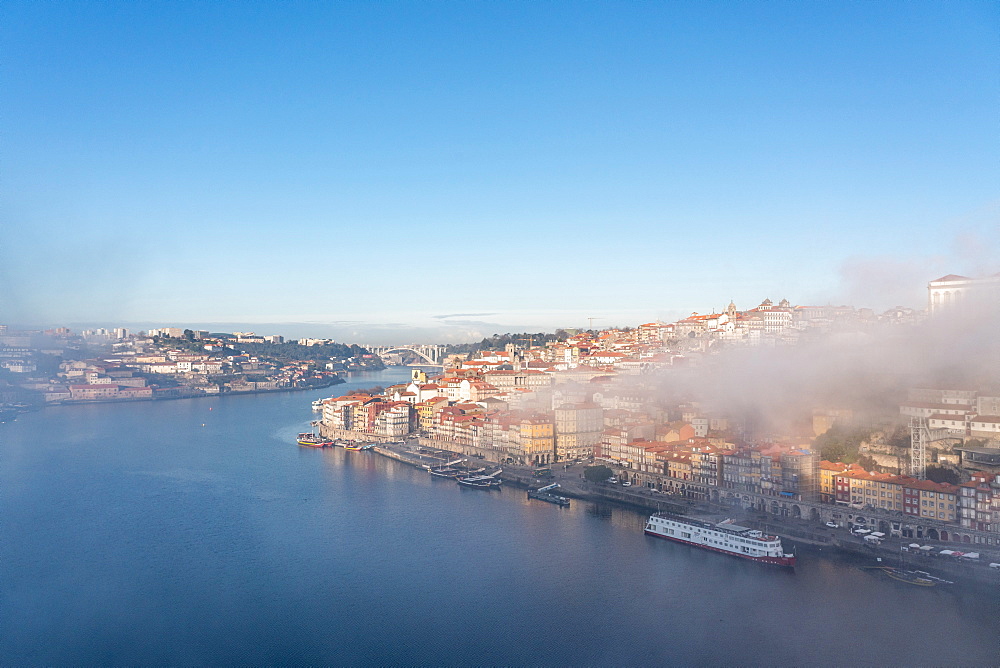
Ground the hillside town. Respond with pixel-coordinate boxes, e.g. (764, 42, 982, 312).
(4, 274, 999, 549)
(315, 274, 1000, 547)
(0, 327, 385, 414)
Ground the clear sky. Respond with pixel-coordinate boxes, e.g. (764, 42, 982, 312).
(2, 1, 997, 343)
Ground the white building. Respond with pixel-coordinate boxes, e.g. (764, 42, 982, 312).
(928, 274, 1000, 315)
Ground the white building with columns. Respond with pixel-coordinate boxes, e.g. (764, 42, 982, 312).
(928, 274, 1000, 315)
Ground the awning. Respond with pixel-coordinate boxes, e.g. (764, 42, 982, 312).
(919, 545, 934, 551)
(964, 552, 980, 559)
(939, 550, 955, 555)
(909, 543, 921, 548)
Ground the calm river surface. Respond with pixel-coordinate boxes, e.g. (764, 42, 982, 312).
(2, 368, 999, 665)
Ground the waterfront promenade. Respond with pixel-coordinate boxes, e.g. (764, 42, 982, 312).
(367, 438, 1000, 583)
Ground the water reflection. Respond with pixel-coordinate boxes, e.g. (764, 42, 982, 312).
(3, 368, 1000, 665)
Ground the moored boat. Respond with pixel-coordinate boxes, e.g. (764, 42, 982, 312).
(457, 469, 503, 489)
(345, 442, 374, 451)
(878, 567, 937, 586)
(457, 477, 502, 489)
(297, 432, 334, 447)
(527, 490, 570, 506)
(644, 513, 796, 567)
(528, 482, 570, 506)
(428, 458, 467, 478)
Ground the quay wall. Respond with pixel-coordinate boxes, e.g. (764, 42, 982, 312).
(411, 432, 997, 547)
(416, 437, 509, 461)
(343, 425, 1000, 573)
(319, 426, 400, 443)
(364, 441, 1000, 583)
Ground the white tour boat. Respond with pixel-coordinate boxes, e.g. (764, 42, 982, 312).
(645, 513, 796, 567)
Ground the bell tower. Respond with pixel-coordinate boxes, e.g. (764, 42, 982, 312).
(726, 300, 737, 319)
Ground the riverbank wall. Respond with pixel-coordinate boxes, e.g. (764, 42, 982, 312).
(366, 441, 1000, 584)
(318, 427, 406, 443)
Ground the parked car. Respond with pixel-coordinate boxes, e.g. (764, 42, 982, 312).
(622, 481, 631, 487)
(607, 477, 618, 484)
(825, 521, 839, 528)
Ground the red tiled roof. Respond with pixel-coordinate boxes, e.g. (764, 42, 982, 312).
(971, 415, 1000, 424)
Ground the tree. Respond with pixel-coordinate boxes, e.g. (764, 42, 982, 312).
(856, 454, 877, 471)
(443, 331, 566, 356)
(925, 466, 960, 485)
(584, 465, 614, 483)
(814, 424, 874, 464)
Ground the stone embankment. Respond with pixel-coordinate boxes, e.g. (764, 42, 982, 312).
(319, 427, 401, 443)
(365, 440, 1000, 584)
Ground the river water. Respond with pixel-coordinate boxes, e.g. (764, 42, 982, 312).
(2, 368, 999, 665)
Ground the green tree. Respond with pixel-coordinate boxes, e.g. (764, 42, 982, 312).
(443, 331, 567, 355)
(814, 424, 874, 464)
(584, 465, 614, 483)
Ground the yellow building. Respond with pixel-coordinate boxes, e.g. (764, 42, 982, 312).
(520, 418, 555, 465)
(840, 471, 958, 522)
(819, 461, 854, 503)
(664, 453, 692, 482)
(841, 471, 904, 512)
(416, 397, 448, 433)
(916, 485, 958, 522)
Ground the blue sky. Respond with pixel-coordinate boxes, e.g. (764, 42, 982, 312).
(2, 1, 997, 342)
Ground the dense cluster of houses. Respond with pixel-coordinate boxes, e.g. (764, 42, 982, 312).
(23, 347, 337, 403)
(314, 289, 999, 538)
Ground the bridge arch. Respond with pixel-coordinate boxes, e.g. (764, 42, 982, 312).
(366, 344, 444, 365)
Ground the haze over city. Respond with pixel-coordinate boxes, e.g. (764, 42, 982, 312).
(2, 2, 997, 343)
(5, 3, 1000, 665)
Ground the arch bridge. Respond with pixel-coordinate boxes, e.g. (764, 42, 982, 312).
(364, 344, 445, 366)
